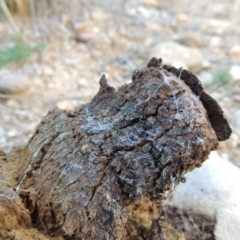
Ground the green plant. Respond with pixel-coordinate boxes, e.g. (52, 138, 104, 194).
(0, 37, 45, 68)
(210, 68, 232, 90)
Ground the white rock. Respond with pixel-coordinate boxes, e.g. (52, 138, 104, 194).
(230, 65, 240, 81)
(225, 132, 239, 149)
(7, 129, 18, 137)
(215, 208, 240, 240)
(150, 42, 203, 70)
(76, 77, 90, 88)
(0, 70, 30, 94)
(43, 67, 54, 76)
(64, 58, 79, 65)
(166, 151, 240, 220)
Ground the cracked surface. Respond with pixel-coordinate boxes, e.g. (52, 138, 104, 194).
(12, 59, 220, 239)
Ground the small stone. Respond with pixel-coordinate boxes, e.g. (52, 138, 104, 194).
(173, 34, 202, 48)
(149, 42, 203, 70)
(210, 36, 222, 47)
(0, 70, 30, 94)
(202, 61, 211, 69)
(6, 99, 18, 108)
(229, 45, 240, 57)
(76, 77, 90, 88)
(64, 58, 79, 65)
(73, 21, 95, 42)
(7, 129, 18, 137)
(142, 0, 159, 8)
(43, 67, 54, 76)
(206, 3, 226, 17)
(177, 14, 190, 24)
(230, 65, 240, 81)
(225, 133, 239, 149)
(233, 94, 240, 103)
(57, 101, 75, 111)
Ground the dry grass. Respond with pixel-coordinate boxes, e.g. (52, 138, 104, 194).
(5, 0, 30, 15)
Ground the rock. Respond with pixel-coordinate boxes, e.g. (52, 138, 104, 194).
(176, 14, 190, 24)
(229, 45, 240, 57)
(150, 42, 203, 70)
(233, 94, 240, 103)
(75, 77, 90, 88)
(43, 67, 54, 76)
(173, 34, 202, 48)
(0, 70, 30, 94)
(202, 60, 211, 69)
(138, 6, 159, 19)
(7, 129, 18, 138)
(214, 208, 240, 240)
(57, 100, 75, 111)
(73, 21, 96, 42)
(63, 58, 79, 65)
(225, 132, 239, 149)
(210, 36, 222, 47)
(142, 0, 159, 8)
(206, 3, 226, 17)
(230, 65, 240, 81)
(166, 151, 240, 220)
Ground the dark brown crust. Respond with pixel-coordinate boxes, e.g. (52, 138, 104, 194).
(147, 57, 232, 141)
(200, 92, 232, 141)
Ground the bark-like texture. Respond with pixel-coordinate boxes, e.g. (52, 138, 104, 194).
(5, 58, 231, 239)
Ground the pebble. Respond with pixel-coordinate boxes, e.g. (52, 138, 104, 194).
(63, 58, 79, 65)
(73, 21, 95, 42)
(176, 14, 190, 24)
(173, 34, 202, 48)
(43, 67, 54, 76)
(149, 42, 203, 70)
(7, 129, 18, 137)
(230, 65, 240, 81)
(225, 132, 239, 149)
(142, 0, 159, 8)
(0, 70, 30, 94)
(6, 99, 18, 108)
(233, 94, 240, 103)
(76, 77, 90, 88)
(57, 100, 75, 111)
(229, 45, 240, 57)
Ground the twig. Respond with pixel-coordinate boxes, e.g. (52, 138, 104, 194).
(0, 0, 20, 34)
(29, 0, 38, 35)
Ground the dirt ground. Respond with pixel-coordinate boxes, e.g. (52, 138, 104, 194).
(0, 0, 240, 239)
